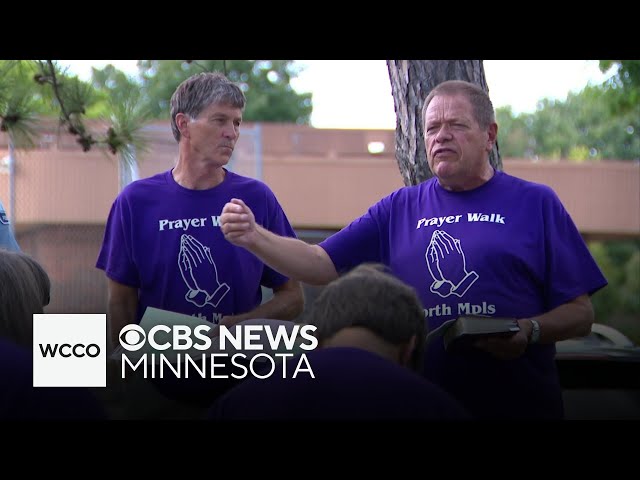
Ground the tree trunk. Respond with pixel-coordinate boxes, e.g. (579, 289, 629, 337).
(386, 60, 502, 186)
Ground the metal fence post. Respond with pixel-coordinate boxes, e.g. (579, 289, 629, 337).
(8, 136, 15, 233)
(254, 123, 263, 181)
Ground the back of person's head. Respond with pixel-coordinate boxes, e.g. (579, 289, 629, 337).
(0, 249, 50, 347)
(306, 264, 426, 371)
(170, 71, 246, 142)
(422, 80, 495, 129)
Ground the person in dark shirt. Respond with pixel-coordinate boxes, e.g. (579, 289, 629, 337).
(0, 249, 50, 347)
(0, 250, 107, 420)
(209, 264, 470, 420)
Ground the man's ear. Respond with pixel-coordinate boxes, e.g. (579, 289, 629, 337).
(399, 334, 417, 367)
(486, 122, 498, 152)
(176, 112, 190, 140)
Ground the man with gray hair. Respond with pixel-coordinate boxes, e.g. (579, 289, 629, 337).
(97, 71, 303, 350)
(220, 79, 607, 419)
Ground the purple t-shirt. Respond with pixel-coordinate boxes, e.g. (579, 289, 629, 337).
(96, 169, 296, 325)
(320, 170, 608, 419)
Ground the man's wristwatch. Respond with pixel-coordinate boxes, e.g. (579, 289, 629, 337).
(529, 319, 541, 344)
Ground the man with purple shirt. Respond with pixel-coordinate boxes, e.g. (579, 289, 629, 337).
(96, 72, 304, 350)
(220, 80, 608, 419)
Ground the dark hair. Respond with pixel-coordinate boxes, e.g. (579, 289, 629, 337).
(170, 71, 246, 142)
(0, 249, 51, 346)
(305, 263, 426, 371)
(421, 80, 495, 129)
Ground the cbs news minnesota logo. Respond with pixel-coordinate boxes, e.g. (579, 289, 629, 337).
(33, 314, 107, 387)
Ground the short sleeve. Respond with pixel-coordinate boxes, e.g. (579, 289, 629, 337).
(320, 196, 390, 274)
(95, 195, 140, 288)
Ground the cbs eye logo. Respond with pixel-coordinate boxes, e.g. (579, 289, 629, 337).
(119, 325, 146, 351)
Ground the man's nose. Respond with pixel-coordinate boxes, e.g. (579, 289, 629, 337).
(435, 125, 452, 142)
(224, 129, 237, 140)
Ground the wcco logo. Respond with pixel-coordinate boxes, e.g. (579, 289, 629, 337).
(33, 314, 106, 387)
(39, 343, 101, 358)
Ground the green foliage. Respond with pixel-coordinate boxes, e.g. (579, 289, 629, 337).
(589, 242, 621, 318)
(599, 60, 640, 114)
(621, 251, 640, 312)
(497, 81, 639, 161)
(85, 64, 142, 118)
(0, 61, 48, 147)
(567, 145, 590, 162)
(495, 107, 532, 158)
(105, 86, 151, 158)
(528, 98, 579, 159)
(589, 240, 640, 343)
(0, 60, 60, 117)
(2, 59, 313, 160)
(137, 60, 312, 124)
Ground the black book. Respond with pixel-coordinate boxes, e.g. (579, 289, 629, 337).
(441, 315, 520, 352)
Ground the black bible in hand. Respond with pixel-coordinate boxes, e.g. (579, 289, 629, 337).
(442, 315, 520, 352)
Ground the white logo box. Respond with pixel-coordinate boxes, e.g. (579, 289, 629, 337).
(33, 314, 107, 387)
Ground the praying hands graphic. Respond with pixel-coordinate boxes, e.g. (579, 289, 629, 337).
(425, 230, 479, 298)
(179, 234, 230, 307)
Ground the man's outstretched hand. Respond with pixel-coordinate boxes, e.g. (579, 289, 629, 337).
(220, 198, 259, 248)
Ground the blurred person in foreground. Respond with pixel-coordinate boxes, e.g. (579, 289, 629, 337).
(209, 264, 470, 420)
(0, 250, 106, 420)
(0, 249, 50, 347)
